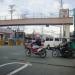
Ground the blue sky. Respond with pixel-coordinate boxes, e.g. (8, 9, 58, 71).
(0, 0, 74, 36)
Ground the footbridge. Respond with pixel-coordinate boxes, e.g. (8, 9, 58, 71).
(0, 17, 73, 26)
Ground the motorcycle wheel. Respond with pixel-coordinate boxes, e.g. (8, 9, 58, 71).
(39, 49, 47, 58)
(62, 50, 73, 58)
(25, 48, 31, 56)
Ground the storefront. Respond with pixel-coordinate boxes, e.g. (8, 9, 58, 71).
(0, 28, 14, 44)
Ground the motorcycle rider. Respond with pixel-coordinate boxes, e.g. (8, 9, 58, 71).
(60, 38, 73, 57)
(35, 38, 41, 46)
(32, 37, 42, 49)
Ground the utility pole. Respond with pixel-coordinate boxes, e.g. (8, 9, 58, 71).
(9, 4, 15, 20)
(41, 25, 43, 37)
(40, 13, 44, 38)
(73, 8, 75, 36)
(59, 0, 63, 40)
(60, 0, 63, 9)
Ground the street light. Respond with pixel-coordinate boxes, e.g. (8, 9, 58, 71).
(8, 4, 15, 30)
(9, 4, 15, 20)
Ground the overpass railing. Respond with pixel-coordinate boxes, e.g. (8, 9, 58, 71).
(0, 12, 73, 20)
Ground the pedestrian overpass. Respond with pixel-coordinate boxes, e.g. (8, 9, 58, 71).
(0, 17, 73, 47)
(0, 17, 73, 26)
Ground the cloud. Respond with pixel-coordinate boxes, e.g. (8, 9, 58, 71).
(18, 0, 61, 17)
(27, 0, 59, 12)
(63, 3, 71, 9)
(0, 0, 4, 2)
(0, 0, 72, 17)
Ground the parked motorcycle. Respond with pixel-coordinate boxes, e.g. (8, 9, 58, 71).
(60, 47, 73, 58)
(24, 43, 47, 58)
(55, 43, 73, 58)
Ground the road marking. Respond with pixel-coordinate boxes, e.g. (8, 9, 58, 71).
(7, 63, 32, 75)
(0, 62, 25, 68)
(0, 62, 32, 75)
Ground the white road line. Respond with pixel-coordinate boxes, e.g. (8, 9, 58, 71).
(0, 62, 25, 68)
(7, 63, 32, 75)
(0, 62, 32, 75)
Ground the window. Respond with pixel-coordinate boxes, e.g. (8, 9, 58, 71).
(46, 37, 49, 41)
(55, 38, 59, 41)
(50, 38, 53, 41)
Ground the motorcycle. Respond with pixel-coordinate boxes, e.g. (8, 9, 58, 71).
(24, 42, 47, 58)
(55, 43, 73, 58)
(60, 46, 73, 58)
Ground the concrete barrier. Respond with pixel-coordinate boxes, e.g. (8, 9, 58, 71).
(16, 40, 23, 46)
(0, 39, 4, 47)
(8, 39, 13, 47)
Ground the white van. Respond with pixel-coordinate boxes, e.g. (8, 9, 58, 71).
(44, 37, 62, 47)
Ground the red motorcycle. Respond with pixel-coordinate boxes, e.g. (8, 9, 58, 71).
(24, 42, 47, 58)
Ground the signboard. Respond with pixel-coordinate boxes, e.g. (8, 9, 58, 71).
(59, 9, 69, 18)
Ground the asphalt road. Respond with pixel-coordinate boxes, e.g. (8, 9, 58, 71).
(0, 46, 75, 75)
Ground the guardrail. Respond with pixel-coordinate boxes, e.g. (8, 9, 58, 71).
(0, 14, 67, 20)
(0, 12, 73, 20)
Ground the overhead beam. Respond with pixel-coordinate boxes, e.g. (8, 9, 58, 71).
(0, 17, 73, 26)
